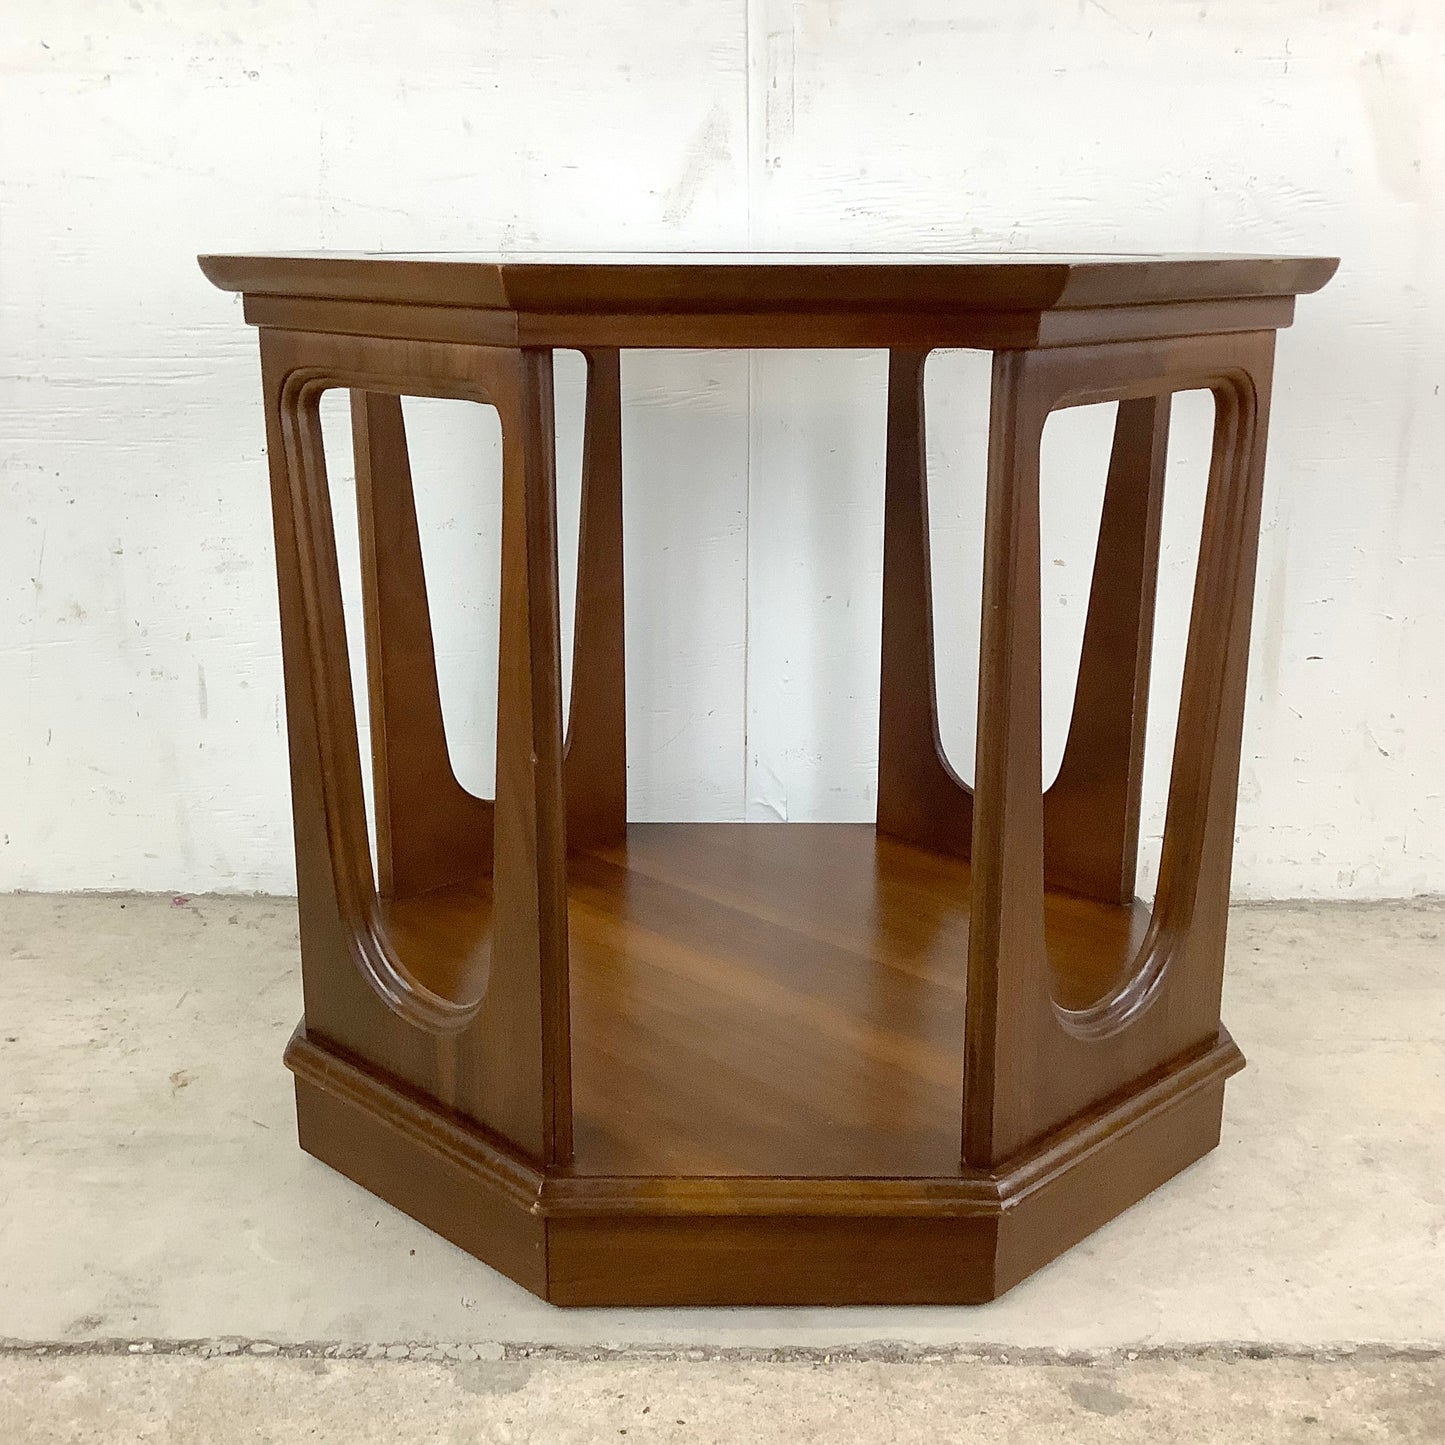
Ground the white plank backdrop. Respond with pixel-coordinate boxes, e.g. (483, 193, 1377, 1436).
(1, 1, 1440, 898)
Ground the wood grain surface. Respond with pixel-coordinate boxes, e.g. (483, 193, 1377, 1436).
(211, 250, 1330, 1304)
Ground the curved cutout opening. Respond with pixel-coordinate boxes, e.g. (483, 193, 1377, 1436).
(1040, 387, 1215, 1020)
(923, 349, 990, 789)
(318, 390, 378, 879)
(401, 396, 504, 801)
(1038, 403, 1116, 791)
(553, 349, 589, 726)
(308, 378, 516, 1021)
(370, 880, 495, 1022)
(304, 360, 589, 1024)
(1136, 387, 1216, 908)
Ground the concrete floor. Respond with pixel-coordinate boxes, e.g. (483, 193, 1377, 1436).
(4, 1353, 1443, 1443)
(2, 894, 1442, 1440)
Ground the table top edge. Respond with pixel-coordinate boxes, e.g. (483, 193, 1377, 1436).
(198, 251, 1340, 312)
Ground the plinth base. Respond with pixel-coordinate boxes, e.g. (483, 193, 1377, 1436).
(285, 824, 1243, 1306)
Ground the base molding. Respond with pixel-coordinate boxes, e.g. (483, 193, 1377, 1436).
(285, 1023, 1243, 1306)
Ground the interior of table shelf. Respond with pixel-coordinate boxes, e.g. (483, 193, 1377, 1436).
(377, 823, 1149, 1180)
(567, 824, 969, 1179)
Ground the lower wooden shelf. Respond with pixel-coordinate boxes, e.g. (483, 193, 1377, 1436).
(286, 824, 1241, 1305)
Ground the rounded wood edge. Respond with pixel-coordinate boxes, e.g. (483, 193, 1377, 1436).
(284, 1024, 545, 1211)
(283, 1020, 1242, 1221)
(1054, 255, 1339, 308)
(200, 253, 1340, 315)
(287, 1020, 1239, 1306)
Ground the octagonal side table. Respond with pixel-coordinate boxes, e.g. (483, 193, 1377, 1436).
(202, 250, 1336, 1305)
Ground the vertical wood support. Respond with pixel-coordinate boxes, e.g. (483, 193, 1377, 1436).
(877, 348, 974, 855)
(484, 346, 573, 1162)
(259, 331, 573, 1169)
(1152, 337, 1275, 1025)
(1042, 395, 1171, 904)
(351, 391, 494, 899)
(563, 347, 628, 850)
(963, 350, 1049, 1166)
(259, 340, 357, 1044)
(962, 335, 1274, 1169)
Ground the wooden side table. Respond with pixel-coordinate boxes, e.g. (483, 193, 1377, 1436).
(201, 251, 1336, 1305)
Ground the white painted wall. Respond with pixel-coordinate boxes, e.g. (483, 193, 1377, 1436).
(2, 1, 1440, 898)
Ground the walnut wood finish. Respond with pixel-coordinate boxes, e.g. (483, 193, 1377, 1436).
(877, 349, 974, 854)
(205, 251, 1335, 1306)
(200, 250, 1336, 314)
(259, 330, 572, 1164)
(563, 348, 627, 852)
(966, 330, 1276, 1165)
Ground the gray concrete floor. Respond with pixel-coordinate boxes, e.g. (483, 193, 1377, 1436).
(4, 1353, 1443, 1443)
(2, 894, 1442, 1440)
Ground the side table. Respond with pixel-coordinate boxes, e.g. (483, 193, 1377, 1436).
(201, 250, 1336, 1305)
